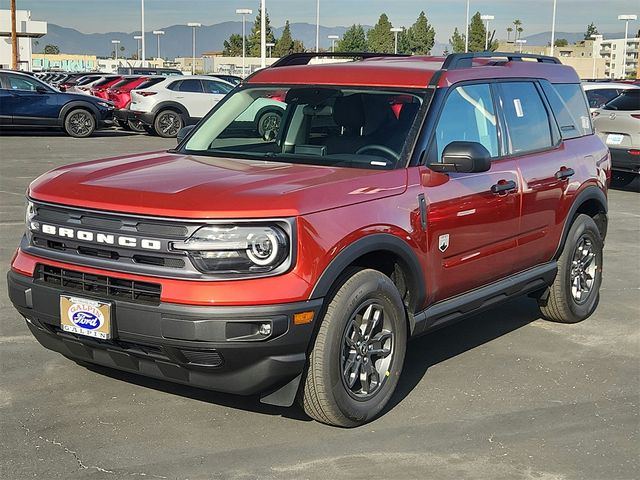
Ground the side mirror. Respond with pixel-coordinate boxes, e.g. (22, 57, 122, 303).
(36, 86, 48, 94)
(429, 141, 492, 174)
(176, 125, 195, 144)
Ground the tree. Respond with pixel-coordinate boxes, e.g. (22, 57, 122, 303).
(274, 20, 294, 57)
(584, 22, 599, 40)
(291, 39, 305, 53)
(513, 19, 523, 40)
(404, 11, 436, 55)
(467, 12, 497, 51)
(223, 34, 245, 56)
(554, 38, 569, 47)
(43, 44, 60, 54)
(367, 13, 394, 53)
(247, 4, 275, 57)
(337, 24, 367, 52)
(449, 27, 465, 53)
(506, 27, 513, 42)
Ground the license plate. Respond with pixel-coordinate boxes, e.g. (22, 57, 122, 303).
(60, 295, 112, 340)
(606, 134, 624, 145)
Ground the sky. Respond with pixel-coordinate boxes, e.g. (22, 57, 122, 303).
(5, 0, 639, 42)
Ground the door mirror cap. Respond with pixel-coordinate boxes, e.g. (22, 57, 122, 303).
(36, 86, 48, 94)
(176, 125, 196, 144)
(429, 141, 492, 174)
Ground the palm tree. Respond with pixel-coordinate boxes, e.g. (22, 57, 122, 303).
(507, 27, 513, 42)
(517, 27, 524, 41)
(513, 19, 523, 40)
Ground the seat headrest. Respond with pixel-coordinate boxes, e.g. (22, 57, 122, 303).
(332, 94, 365, 131)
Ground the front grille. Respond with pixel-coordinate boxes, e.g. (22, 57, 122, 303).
(36, 265, 161, 305)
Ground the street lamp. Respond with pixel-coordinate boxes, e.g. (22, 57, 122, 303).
(153, 30, 164, 60)
(187, 22, 201, 75)
(236, 8, 252, 78)
(390, 27, 403, 54)
(515, 39, 526, 53)
(140, 0, 146, 66)
(260, 0, 266, 68)
(590, 34, 603, 79)
(618, 14, 637, 79)
(111, 39, 120, 66)
(266, 42, 275, 58)
(464, 0, 470, 53)
(550, 0, 557, 56)
(328, 34, 339, 53)
(316, 0, 320, 53)
(480, 15, 494, 51)
(134, 35, 142, 60)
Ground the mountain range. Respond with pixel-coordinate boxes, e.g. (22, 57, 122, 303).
(36, 23, 625, 59)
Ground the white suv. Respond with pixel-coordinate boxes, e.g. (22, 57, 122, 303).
(129, 76, 235, 137)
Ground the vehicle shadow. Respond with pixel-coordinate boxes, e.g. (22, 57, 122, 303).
(610, 172, 639, 192)
(0, 128, 140, 138)
(76, 297, 541, 424)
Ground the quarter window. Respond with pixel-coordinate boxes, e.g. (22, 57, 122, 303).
(434, 84, 499, 160)
(497, 82, 553, 154)
(542, 82, 592, 139)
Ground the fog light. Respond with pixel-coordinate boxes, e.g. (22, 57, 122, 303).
(258, 323, 272, 336)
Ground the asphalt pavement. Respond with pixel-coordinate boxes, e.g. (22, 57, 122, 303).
(0, 130, 638, 480)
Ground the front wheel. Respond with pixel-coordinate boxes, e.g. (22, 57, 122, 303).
(64, 109, 96, 138)
(539, 214, 603, 323)
(154, 110, 183, 138)
(300, 269, 407, 427)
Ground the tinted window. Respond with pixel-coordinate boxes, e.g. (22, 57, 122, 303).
(178, 79, 203, 93)
(7, 75, 42, 91)
(136, 77, 164, 89)
(203, 80, 233, 94)
(497, 82, 553, 154)
(603, 90, 640, 111)
(111, 77, 139, 89)
(434, 83, 499, 160)
(92, 76, 118, 87)
(542, 82, 592, 139)
(585, 88, 620, 109)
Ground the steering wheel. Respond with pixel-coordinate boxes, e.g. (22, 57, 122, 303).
(355, 144, 400, 162)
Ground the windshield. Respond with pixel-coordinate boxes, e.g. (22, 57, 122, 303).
(182, 85, 425, 169)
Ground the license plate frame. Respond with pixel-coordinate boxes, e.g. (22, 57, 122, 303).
(60, 295, 113, 340)
(606, 133, 624, 146)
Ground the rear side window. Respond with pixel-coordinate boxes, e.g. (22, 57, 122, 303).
(603, 90, 640, 111)
(111, 77, 138, 89)
(177, 79, 203, 93)
(497, 82, 553, 154)
(136, 77, 164, 90)
(93, 76, 118, 87)
(434, 83, 499, 160)
(585, 88, 620, 109)
(541, 82, 592, 139)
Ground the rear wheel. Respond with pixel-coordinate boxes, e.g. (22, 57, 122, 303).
(300, 269, 407, 427)
(539, 214, 603, 323)
(154, 110, 183, 138)
(257, 110, 282, 137)
(64, 109, 96, 138)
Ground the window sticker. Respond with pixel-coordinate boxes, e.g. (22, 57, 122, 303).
(581, 116, 590, 130)
(513, 98, 524, 118)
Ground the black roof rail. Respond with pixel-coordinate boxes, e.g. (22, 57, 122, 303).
(441, 51, 562, 70)
(269, 51, 410, 68)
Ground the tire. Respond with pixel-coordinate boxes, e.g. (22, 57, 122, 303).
(300, 269, 407, 427)
(64, 109, 96, 138)
(127, 118, 146, 133)
(539, 214, 603, 323)
(153, 109, 183, 138)
(257, 110, 282, 137)
(117, 119, 131, 131)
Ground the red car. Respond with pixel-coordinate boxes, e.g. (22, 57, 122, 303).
(90, 75, 123, 99)
(8, 52, 610, 427)
(106, 76, 150, 110)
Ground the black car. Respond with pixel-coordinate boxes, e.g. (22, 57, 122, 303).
(0, 70, 114, 137)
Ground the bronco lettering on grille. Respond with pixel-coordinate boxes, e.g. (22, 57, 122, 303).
(40, 224, 161, 250)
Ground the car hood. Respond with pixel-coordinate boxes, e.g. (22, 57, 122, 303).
(28, 151, 408, 218)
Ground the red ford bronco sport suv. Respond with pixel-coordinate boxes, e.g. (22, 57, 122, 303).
(8, 52, 610, 427)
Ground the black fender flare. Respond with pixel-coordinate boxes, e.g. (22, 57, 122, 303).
(58, 101, 100, 124)
(554, 185, 608, 259)
(309, 233, 427, 313)
(152, 101, 189, 119)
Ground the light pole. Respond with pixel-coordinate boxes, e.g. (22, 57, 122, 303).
(140, 0, 146, 66)
(236, 8, 252, 78)
(618, 14, 637, 79)
(187, 22, 201, 75)
(111, 39, 120, 67)
(515, 39, 526, 53)
(480, 15, 494, 51)
(390, 27, 403, 54)
(464, 0, 470, 53)
(549, 0, 557, 56)
(590, 34, 603, 79)
(316, 0, 320, 52)
(328, 34, 339, 53)
(134, 35, 142, 60)
(153, 30, 164, 60)
(260, 0, 266, 68)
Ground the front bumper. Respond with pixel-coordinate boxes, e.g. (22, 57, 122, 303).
(609, 147, 640, 174)
(8, 269, 322, 398)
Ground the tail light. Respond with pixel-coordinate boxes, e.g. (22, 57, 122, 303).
(137, 91, 157, 97)
(631, 114, 640, 120)
(628, 149, 640, 156)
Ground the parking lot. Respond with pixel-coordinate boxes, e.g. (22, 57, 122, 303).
(0, 131, 638, 480)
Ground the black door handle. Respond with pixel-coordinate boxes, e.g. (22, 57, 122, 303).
(491, 180, 517, 194)
(555, 167, 575, 180)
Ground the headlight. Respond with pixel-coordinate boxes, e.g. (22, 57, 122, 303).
(97, 101, 113, 109)
(172, 224, 290, 274)
(25, 200, 38, 231)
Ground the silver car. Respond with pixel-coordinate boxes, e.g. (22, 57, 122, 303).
(592, 89, 640, 175)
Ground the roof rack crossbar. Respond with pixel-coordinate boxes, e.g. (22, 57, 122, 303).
(441, 51, 561, 70)
(269, 51, 410, 68)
